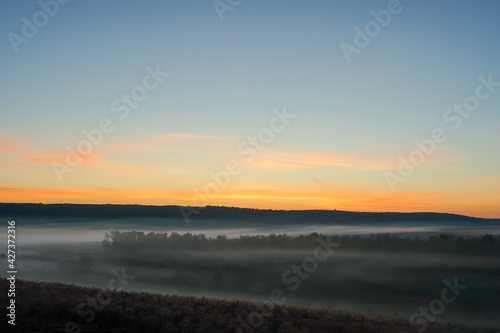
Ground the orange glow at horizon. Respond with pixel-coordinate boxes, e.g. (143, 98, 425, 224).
(1, 187, 498, 219)
(1, 132, 499, 220)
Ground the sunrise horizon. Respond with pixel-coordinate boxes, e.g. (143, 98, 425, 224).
(1, 200, 498, 220)
(3, 1, 500, 227)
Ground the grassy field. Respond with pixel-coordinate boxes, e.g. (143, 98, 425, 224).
(2, 279, 499, 333)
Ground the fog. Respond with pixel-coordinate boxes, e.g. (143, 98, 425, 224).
(2, 216, 500, 246)
(1, 218, 499, 328)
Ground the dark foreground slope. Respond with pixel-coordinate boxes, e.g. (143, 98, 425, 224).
(1, 280, 498, 333)
(1, 203, 498, 226)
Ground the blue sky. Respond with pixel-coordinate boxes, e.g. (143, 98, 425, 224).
(1, 0, 499, 217)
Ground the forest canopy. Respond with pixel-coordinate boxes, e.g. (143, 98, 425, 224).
(103, 231, 500, 257)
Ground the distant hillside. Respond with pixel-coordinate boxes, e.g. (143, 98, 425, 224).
(0, 203, 497, 226)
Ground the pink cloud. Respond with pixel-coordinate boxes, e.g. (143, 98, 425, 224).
(29, 150, 103, 168)
(0, 134, 24, 152)
(246, 151, 397, 171)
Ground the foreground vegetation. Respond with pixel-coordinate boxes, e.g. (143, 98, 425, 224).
(2, 279, 498, 333)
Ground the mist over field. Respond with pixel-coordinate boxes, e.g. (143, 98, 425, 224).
(2, 215, 500, 245)
(2, 216, 500, 329)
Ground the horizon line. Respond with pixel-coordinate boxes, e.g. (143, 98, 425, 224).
(1, 202, 498, 220)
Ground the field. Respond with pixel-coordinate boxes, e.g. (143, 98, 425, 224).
(1, 279, 499, 333)
(2, 224, 500, 331)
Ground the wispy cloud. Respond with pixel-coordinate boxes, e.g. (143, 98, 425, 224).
(240, 142, 463, 174)
(246, 151, 397, 171)
(29, 150, 102, 167)
(312, 178, 340, 186)
(0, 134, 24, 153)
(106, 133, 236, 153)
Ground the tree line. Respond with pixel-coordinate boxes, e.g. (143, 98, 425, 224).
(103, 231, 500, 256)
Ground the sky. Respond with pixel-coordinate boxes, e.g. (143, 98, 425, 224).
(1, 0, 499, 218)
